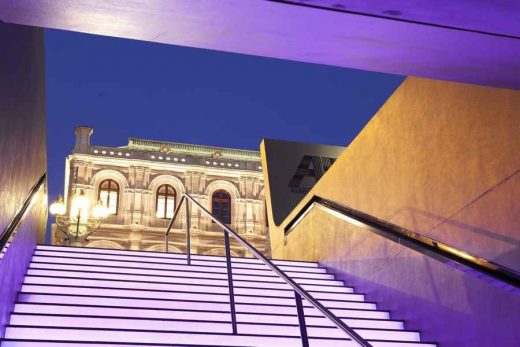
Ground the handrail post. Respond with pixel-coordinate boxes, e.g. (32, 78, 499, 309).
(164, 195, 185, 254)
(182, 193, 371, 346)
(294, 291, 309, 347)
(185, 196, 191, 265)
(224, 231, 238, 334)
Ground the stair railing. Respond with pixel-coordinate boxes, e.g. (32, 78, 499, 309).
(0, 172, 47, 253)
(165, 193, 371, 347)
(285, 196, 520, 290)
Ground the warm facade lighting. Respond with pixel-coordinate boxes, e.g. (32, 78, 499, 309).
(49, 195, 66, 216)
(92, 200, 109, 219)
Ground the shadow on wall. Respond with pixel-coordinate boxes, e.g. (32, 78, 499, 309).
(327, 228, 520, 347)
(283, 204, 520, 347)
(386, 166, 520, 272)
(391, 206, 520, 268)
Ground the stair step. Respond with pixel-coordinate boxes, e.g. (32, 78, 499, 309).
(31, 256, 334, 280)
(26, 268, 353, 292)
(7, 314, 420, 341)
(29, 262, 340, 285)
(1, 246, 437, 346)
(3, 326, 351, 346)
(14, 304, 404, 329)
(23, 276, 360, 300)
(36, 244, 319, 268)
(0, 341, 253, 347)
(33, 249, 323, 273)
(20, 284, 376, 309)
(3, 327, 437, 346)
(18, 293, 389, 319)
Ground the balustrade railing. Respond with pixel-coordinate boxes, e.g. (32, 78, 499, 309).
(165, 193, 371, 347)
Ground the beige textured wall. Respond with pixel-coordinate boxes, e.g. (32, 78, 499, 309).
(262, 76, 520, 345)
(268, 77, 520, 272)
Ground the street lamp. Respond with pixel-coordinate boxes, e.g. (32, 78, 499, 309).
(50, 189, 108, 246)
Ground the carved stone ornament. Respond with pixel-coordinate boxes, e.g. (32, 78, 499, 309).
(159, 144, 171, 153)
(212, 150, 223, 159)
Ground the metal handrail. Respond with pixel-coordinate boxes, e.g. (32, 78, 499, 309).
(0, 172, 47, 254)
(165, 193, 371, 347)
(285, 196, 520, 289)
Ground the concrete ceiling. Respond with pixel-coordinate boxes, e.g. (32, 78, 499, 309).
(281, 0, 520, 38)
(2, 0, 519, 89)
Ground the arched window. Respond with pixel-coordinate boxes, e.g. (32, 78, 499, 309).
(212, 190, 231, 224)
(156, 184, 176, 219)
(98, 179, 119, 215)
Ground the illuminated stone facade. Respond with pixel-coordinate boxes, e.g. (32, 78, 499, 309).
(52, 126, 269, 257)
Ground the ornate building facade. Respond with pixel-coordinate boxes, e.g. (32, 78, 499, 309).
(51, 126, 269, 257)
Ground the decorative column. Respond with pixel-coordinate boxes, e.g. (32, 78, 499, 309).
(239, 176, 257, 234)
(128, 166, 150, 226)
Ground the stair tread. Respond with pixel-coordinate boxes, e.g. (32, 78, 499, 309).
(28, 264, 344, 286)
(23, 274, 356, 295)
(8, 312, 416, 331)
(30, 259, 335, 281)
(30, 256, 331, 279)
(1, 246, 437, 346)
(14, 301, 394, 317)
(33, 250, 322, 272)
(3, 326, 437, 346)
(11, 308, 405, 328)
(35, 244, 319, 267)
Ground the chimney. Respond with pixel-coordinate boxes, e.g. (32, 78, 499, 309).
(74, 126, 93, 153)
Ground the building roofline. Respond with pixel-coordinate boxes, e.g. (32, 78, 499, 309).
(125, 137, 260, 161)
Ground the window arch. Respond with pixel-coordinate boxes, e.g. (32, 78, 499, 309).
(156, 184, 176, 219)
(98, 179, 119, 215)
(212, 190, 231, 224)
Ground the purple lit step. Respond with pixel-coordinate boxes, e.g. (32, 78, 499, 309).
(7, 314, 420, 341)
(0, 342, 203, 347)
(9, 314, 232, 334)
(370, 343, 436, 347)
(29, 262, 340, 284)
(33, 250, 324, 273)
(0, 340, 437, 347)
(20, 284, 376, 309)
(23, 276, 361, 301)
(0, 245, 438, 346)
(238, 323, 420, 341)
(3, 327, 355, 346)
(13, 303, 403, 329)
(26, 269, 353, 292)
(19, 293, 230, 311)
(14, 303, 231, 321)
(30, 256, 333, 279)
(18, 293, 388, 318)
(35, 244, 320, 268)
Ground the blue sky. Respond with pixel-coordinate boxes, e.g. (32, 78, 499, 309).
(45, 28, 404, 235)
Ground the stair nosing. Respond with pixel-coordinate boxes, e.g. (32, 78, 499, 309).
(36, 244, 319, 266)
(5, 324, 351, 341)
(20, 283, 372, 304)
(15, 302, 394, 318)
(27, 267, 345, 287)
(34, 247, 319, 269)
(18, 291, 381, 310)
(23, 274, 354, 294)
(31, 254, 326, 275)
(8, 312, 417, 332)
(29, 261, 336, 281)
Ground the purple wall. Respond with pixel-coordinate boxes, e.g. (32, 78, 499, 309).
(1, 1, 520, 89)
(0, 22, 47, 338)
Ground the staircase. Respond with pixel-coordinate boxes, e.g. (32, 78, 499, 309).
(0, 245, 437, 347)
